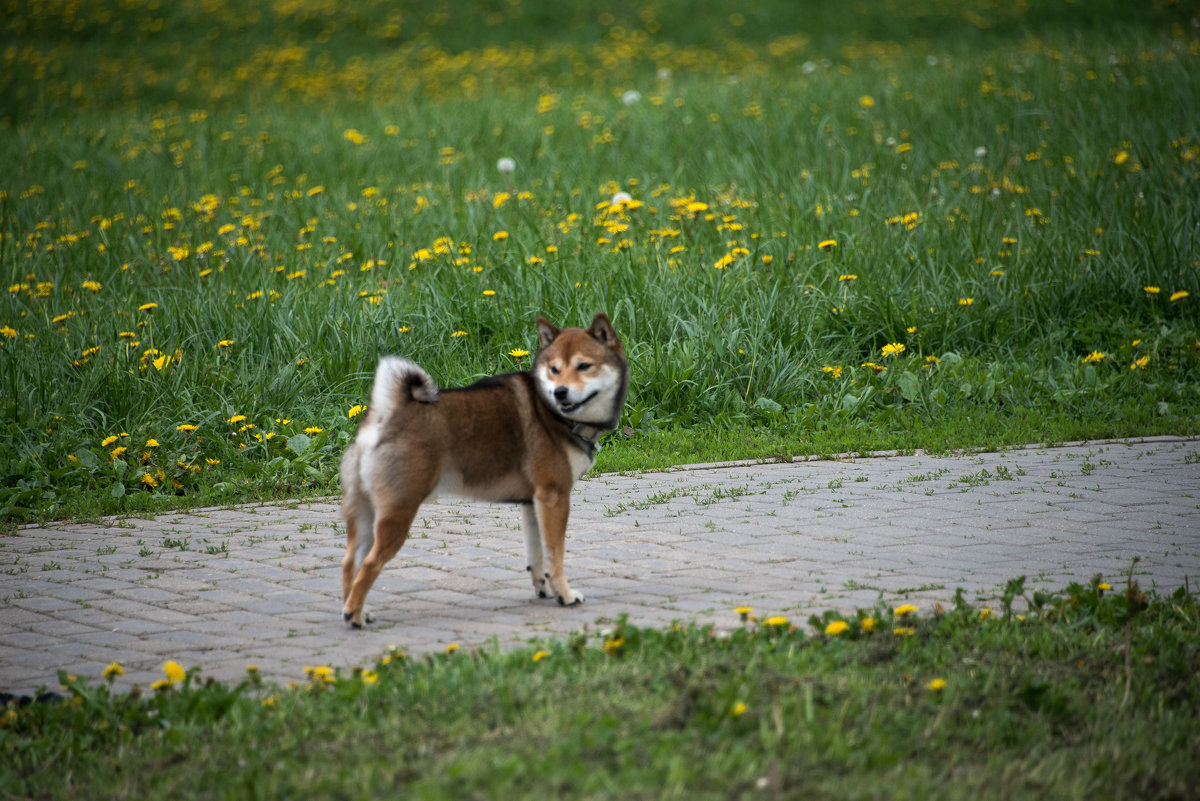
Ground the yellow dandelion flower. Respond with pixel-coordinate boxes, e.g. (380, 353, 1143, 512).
(145, 438, 160, 448)
(824, 620, 849, 636)
(881, 343, 906, 357)
(138, 302, 158, 312)
(532, 650, 550, 662)
(958, 297, 974, 306)
(493, 231, 509, 241)
(730, 701, 748, 717)
(509, 348, 530, 358)
(764, 615, 789, 628)
(451, 330, 468, 338)
(1081, 350, 1106, 364)
(927, 678, 947, 691)
(859, 95, 876, 108)
(102, 662, 124, 679)
(1144, 286, 1160, 294)
(163, 661, 186, 684)
(818, 239, 837, 250)
(1169, 290, 1188, 302)
(348, 405, 365, 419)
(304, 426, 323, 435)
(894, 604, 918, 616)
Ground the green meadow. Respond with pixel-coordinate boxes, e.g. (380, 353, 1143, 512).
(2, 0, 1198, 525)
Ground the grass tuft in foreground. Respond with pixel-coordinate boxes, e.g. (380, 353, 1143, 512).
(2, 575, 1196, 799)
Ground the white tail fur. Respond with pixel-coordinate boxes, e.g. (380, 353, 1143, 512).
(370, 357, 438, 420)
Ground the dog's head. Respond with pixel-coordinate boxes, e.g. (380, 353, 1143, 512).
(534, 313, 629, 428)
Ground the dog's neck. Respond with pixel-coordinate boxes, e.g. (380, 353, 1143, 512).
(544, 407, 615, 454)
(566, 421, 607, 453)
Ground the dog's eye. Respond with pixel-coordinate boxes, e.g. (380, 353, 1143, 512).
(549, 365, 561, 375)
(576, 361, 592, 371)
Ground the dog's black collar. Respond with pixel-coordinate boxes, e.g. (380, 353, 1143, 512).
(568, 421, 606, 454)
(546, 408, 613, 455)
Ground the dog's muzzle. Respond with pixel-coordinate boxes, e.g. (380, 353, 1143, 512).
(555, 388, 597, 414)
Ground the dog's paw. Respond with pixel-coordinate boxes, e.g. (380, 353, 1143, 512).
(343, 609, 376, 628)
(557, 589, 584, 606)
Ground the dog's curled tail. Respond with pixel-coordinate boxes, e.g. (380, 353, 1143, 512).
(371, 357, 438, 419)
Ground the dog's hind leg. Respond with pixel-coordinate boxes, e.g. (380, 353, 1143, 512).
(341, 505, 376, 620)
(341, 506, 372, 601)
(343, 504, 417, 628)
(521, 502, 548, 598)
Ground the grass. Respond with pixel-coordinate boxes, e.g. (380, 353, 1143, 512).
(2, 0, 1199, 525)
(1, 577, 1196, 799)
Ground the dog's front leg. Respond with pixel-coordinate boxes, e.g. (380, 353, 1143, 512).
(533, 488, 583, 606)
(521, 502, 549, 598)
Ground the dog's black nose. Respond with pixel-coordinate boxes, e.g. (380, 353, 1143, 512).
(554, 387, 569, 401)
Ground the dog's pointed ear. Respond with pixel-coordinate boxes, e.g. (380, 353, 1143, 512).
(536, 317, 559, 348)
(588, 313, 617, 345)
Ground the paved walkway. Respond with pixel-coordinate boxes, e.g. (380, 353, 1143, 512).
(2, 437, 1198, 696)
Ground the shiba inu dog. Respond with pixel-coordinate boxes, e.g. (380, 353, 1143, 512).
(338, 313, 629, 628)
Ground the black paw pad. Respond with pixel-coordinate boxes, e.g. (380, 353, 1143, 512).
(351, 620, 363, 630)
(538, 590, 549, 599)
(343, 611, 352, 622)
